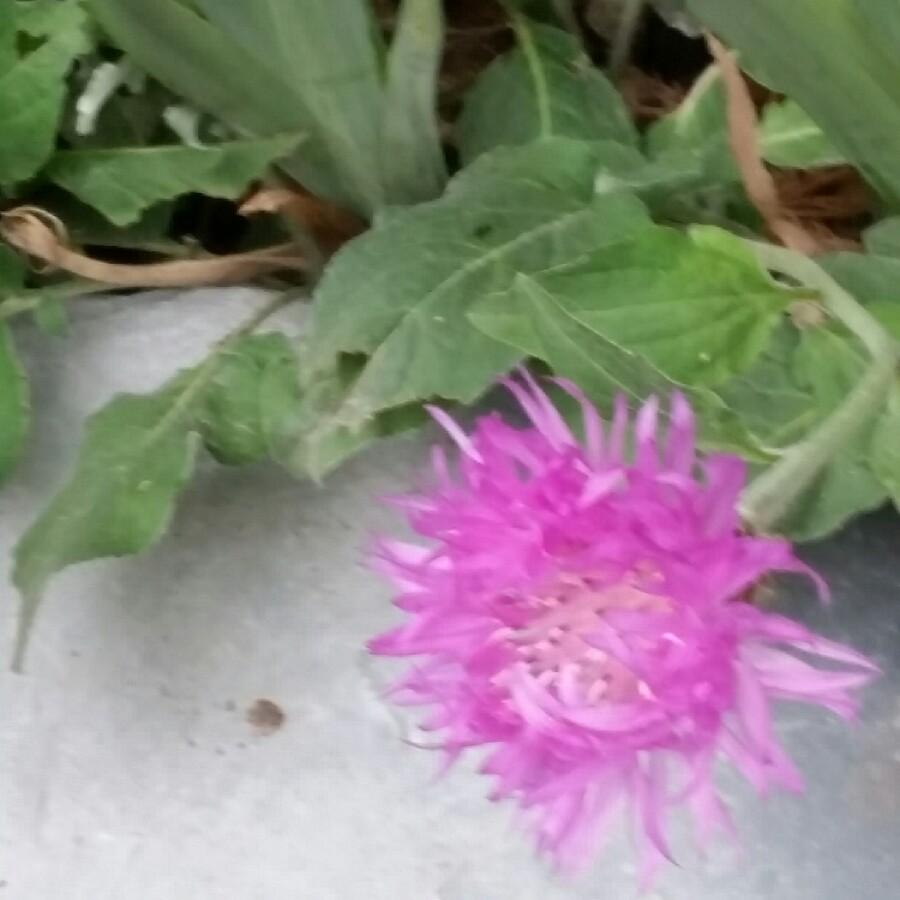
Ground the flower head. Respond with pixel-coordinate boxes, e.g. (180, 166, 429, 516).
(369, 372, 876, 885)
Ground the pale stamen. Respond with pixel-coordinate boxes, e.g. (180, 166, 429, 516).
(497, 567, 671, 705)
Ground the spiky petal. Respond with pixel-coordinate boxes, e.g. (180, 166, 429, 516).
(369, 374, 877, 885)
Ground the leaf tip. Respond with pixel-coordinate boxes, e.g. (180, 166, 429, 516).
(10, 589, 40, 674)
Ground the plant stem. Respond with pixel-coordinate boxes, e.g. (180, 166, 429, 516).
(509, 11, 552, 138)
(739, 241, 900, 532)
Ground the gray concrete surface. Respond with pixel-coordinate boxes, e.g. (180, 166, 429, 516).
(0, 289, 898, 899)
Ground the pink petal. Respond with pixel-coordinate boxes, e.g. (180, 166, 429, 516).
(608, 394, 629, 462)
(702, 455, 747, 534)
(635, 396, 661, 471)
(551, 377, 605, 463)
(666, 391, 696, 474)
(735, 665, 773, 756)
(426, 405, 483, 460)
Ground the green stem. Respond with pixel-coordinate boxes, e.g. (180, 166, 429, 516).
(510, 11, 552, 138)
(739, 241, 900, 532)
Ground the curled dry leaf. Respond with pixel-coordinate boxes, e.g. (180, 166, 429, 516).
(0, 206, 307, 288)
(619, 66, 687, 126)
(705, 34, 822, 256)
(239, 185, 366, 258)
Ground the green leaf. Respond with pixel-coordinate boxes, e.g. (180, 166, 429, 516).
(457, 21, 638, 165)
(820, 252, 900, 304)
(45, 134, 303, 226)
(642, 68, 757, 224)
(0, 242, 26, 295)
(649, 69, 842, 173)
(15, 0, 90, 37)
(724, 323, 887, 540)
(471, 224, 796, 387)
(818, 252, 900, 341)
(0, 246, 30, 479)
(863, 217, 900, 258)
(807, 256, 900, 524)
(90, 0, 364, 212)
(307, 139, 651, 431)
(473, 274, 767, 459)
(192, 0, 386, 212)
(32, 190, 179, 254)
(0, 4, 15, 75)
(380, 0, 448, 204)
(32, 294, 69, 337)
(12, 385, 201, 669)
(0, 6, 90, 186)
(200, 332, 299, 466)
(854, 0, 900, 50)
(718, 325, 817, 452)
(646, 66, 730, 174)
(270, 354, 429, 480)
(869, 389, 900, 511)
(687, 0, 900, 208)
(778, 456, 886, 541)
(779, 328, 887, 538)
(0, 325, 29, 481)
(10, 293, 287, 669)
(758, 100, 844, 169)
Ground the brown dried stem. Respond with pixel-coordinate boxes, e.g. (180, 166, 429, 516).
(705, 33, 822, 256)
(0, 206, 307, 289)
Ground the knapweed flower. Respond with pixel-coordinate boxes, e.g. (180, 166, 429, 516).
(368, 372, 877, 885)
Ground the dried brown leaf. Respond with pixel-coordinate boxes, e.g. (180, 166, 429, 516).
(239, 185, 365, 257)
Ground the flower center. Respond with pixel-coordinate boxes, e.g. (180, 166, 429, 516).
(501, 567, 670, 704)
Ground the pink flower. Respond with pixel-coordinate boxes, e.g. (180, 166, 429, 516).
(368, 372, 877, 885)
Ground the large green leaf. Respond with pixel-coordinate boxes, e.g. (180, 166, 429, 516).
(90, 0, 366, 211)
(46, 134, 303, 226)
(457, 21, 638, 164)
(307, 139, 652, 432)
(380, 0, 448, 204)
(722, 323, 887, 539)
(472, 274, 767, 459)
(12, 386, 201, 670)
(192, 0, 386, 212)
(0, 327, 29, 481)
(758, 100, 845, 169)
(820, 252, 900, 307)
(0, 2, 90, 186)
(863, 217, 900, 259)
(687, 0, 900, 208)
(10, 299, 287, 670)
(642, 69, 749, 226)
(779, 328, 887, 538)
(869, 389, 900, 512)
(471, 225, 796, 386)
(15, 0, 90, 36)
(268, 354, 430, 480)
(818, 252, 900, 341)
(718, 325, 816, 452)
(0, 247, 30, 480)
(646, 67, 731, 178)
